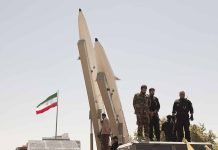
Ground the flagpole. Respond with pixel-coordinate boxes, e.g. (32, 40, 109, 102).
(55, 90, 59, 139)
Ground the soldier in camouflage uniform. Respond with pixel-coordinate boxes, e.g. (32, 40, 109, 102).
(133, 85, 151, 141)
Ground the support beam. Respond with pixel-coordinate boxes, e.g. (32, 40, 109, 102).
(97, 72, 120, 138)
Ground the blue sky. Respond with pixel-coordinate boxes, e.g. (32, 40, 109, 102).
(0, 0, 217, 150)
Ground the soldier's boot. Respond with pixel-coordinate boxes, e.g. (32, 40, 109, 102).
(143, 134, 150, 142)
(142, 136, 150, 143)
(137, 137, 143, 142)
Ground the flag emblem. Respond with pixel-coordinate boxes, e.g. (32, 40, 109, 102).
(36, 93, 58, 115)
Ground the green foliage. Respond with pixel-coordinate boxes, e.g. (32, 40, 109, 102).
(190, 123, 217, 150)
(213, 143, 218, 150)
(190, 124, 216, 143)
(160, 117, 167, 141)
(130, 130, 138, 141)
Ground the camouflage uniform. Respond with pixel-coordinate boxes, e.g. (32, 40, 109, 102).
(133, 92, 150, 139)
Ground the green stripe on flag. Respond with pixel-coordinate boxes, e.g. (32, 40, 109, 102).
(37, 92, 57, 108)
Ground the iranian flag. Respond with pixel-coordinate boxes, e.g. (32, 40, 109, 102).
(36, 92, 58, 115)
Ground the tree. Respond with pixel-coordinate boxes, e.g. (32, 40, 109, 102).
(214, 143, 218, 150)
(190, 123, 218, 150)
(190, 124, 215, 143)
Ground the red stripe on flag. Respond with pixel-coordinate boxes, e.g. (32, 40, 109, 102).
(36, 102, 57, 115)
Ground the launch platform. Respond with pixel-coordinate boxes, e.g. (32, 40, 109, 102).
(117, 142, 212, 150)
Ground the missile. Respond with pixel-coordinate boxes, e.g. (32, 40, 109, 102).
(94, 39, 129, 143)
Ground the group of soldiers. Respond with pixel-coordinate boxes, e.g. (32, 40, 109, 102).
(133, 85, 194, 142)
(98, 84, 194, 150)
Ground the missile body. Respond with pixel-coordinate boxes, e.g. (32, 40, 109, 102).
(78, 10, 104, 150)
(78, 9, 129, 148)
(95, 40, 129, 143)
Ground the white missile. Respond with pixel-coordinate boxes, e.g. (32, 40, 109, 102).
(78, 9, 97, 73)
(94, 39, 129, 143)
(77, 9, 104, 150)
(78, 9, 129, 147)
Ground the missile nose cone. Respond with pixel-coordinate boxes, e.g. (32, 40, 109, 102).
(79, 8, 82, 12)
(95, 38, 98, 42)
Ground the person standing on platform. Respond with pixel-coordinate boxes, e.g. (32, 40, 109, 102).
(148, 88, 160, 141)
(162, 115, 174, 141)
(133, 85, 151, 141)
(172, 91, 194, 142)
(101, 113, 111, 150)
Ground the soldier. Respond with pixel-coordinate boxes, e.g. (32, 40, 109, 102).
(162, 115, 174, 141)
(133, 85, 150, 141)
(172, 91, 194, 142)
(101, 113, 111, 150)
(148, 88, 160, 141)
